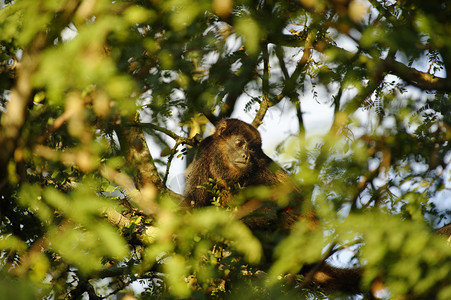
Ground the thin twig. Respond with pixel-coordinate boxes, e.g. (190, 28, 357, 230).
(163, 140, 182, 187)
(140, 122, 200, 146)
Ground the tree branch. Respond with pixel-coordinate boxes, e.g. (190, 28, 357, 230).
(0, 33, 46, 177)
(103, 207, 160, 244)
(115, 119, 163, 191)
(382, 56, 451, 92)
(278, 33, 451, 92)
(140, 122, 201, 146)
(253, 42, 271, 127)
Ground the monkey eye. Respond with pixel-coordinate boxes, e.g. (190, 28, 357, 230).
(235, 139, 244, 147)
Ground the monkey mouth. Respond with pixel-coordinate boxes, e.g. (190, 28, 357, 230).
(233, 160, 248, 167)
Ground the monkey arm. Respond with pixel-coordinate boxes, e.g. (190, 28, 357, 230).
(437, 223, 451, 237)
(299, 223, 451, 296)
(300, 263, 365, 295)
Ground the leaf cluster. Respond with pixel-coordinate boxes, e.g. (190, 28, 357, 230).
(1, 0, 451, 299)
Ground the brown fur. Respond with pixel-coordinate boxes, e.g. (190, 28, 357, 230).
(184, 119, 284, 208)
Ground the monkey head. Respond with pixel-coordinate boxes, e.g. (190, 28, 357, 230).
(211, 119, 262, 181)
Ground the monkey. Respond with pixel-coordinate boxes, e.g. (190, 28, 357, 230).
(183, 118, 373, 295)
(184, 118, 288, 209)
(184, 118, 296, 230)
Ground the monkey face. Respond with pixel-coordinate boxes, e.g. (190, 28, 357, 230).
(222, 135, 253, 173)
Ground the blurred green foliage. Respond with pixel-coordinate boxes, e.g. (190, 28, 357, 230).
(1, 0, 451, 299)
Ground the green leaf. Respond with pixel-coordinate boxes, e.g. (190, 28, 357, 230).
(235, 16, 261, 55)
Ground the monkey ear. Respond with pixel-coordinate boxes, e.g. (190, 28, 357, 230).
(215, 120, 229, 136)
